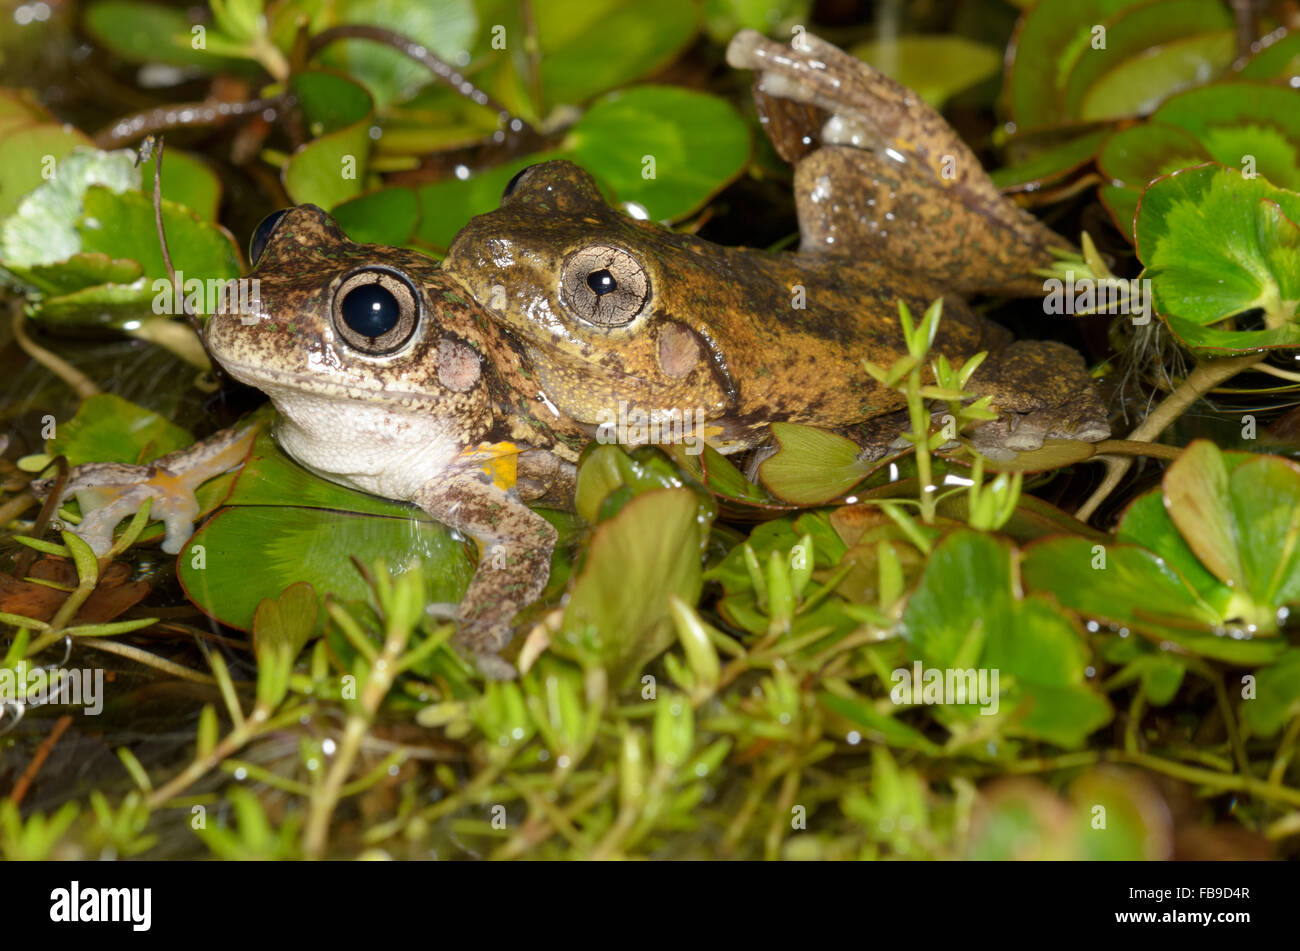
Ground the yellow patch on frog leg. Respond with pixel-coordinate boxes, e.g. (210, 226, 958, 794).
(460, 441, 521, 491)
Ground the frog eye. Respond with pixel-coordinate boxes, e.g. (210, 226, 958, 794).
(333, 268, 420, 355)
(502, 164, 540, 201)
(249, 209, 289, 266)
(560, 245, 649, 328)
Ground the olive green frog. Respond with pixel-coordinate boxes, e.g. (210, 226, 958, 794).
(440, 30, 1110, 461)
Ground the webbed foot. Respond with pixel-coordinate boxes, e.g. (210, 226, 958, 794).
(31, 425, 258, 556)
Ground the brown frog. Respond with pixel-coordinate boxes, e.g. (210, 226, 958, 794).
(36, 206, 588, 677)
(440, 30, 1110, 461)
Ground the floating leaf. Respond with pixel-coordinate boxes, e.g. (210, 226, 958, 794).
(137, 148, 223, 222)
(1022, 482, 1291, 666)
(315, 0, 478, 108)
(758, 422, 870, 505)
(564, 85, 751, 221)
(47, 393, 193, 467)
(991, 128, 1110, 192)
(1005, 0, 1232, 130)
(0, 122, 92, 224)
(1135, 163, 1300, 350)
(531, 0, 699, 108)
(180, 502, 473, 634)
(1, 147, 138, 271)
(282, 70, 374, 210)
(1098, 82, 1300, 238)
(851, 35, 1001, 109)
(83, 0, 243, 72)
(1238, 31, 1300, 81)
(558, 488, 704, 687)
(331, 186, 420, 246)
(899, 531, 1112, 748)
(412, 85, 750, 249)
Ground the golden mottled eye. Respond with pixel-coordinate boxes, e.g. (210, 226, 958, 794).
(333, 267, 420, 355)
(560, 245, 648, 328)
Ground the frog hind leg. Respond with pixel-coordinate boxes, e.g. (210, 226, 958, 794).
(414, 467, 558, 679)
(962, 340, 1111, 460)
(792, 147, 1060, 298)
(728, 29, 1068, 297)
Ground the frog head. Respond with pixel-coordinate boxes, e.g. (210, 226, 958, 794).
(441, 161, 739, 431)
(204, 204, 500, 499)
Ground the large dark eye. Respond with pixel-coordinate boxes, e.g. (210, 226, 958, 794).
(560, 245, 648, 327)
(333, 268, 420, 354)
(249, 208, 289, 266)
(502, 164, 539, 201)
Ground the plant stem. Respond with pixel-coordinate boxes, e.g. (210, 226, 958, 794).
(1075, 352, 1266, 522)
(303, 626, 411, 859)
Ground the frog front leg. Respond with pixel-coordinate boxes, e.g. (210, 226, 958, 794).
(964, 341, 1111, 460)
(413, 466, 558, 679)
(31, 425, 259, 556)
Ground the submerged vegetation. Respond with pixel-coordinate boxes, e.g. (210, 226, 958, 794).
(2, 0, 1300, 859)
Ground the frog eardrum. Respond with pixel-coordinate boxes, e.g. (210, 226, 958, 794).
(560, 245, 649, 328)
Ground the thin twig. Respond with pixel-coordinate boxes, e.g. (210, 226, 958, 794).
(307, 25, 534, 141)
(10, 303, 99, 399)
(79, 638, 217, 685)
(9, 714, 73, 806)
(95, 96, 286, 149)
(1075, 352, 1266, 522)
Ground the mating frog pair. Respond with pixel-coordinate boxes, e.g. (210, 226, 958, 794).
(35, 30, 1109, 675)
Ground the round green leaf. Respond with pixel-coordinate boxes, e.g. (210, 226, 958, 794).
(0, 123, 92, 223)
(331, 186, 420, 246)
(1004, 0, 1137, 130)
(566, 85, 751, 221)
(1063, 0, 1233, 120)
(1136, 163, 1300, 350)
(283, 71, 374, 210)
(532, 0, 699, 108)
(316, 0, 478, 108)
(1152, 82, 1300, 189)
(179, 506, 473, 633)
(899, 530, 1111, 748)
(850, 35, 1001, 110)
(414, 87, 749, 249)
(48, 393, 193, 466)
(758, 422, 871, 505)
(1021, 536, 1285, 664)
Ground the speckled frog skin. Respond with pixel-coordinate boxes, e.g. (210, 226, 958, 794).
(39, 206, 588, 678)
(441, 30, 1110, 459)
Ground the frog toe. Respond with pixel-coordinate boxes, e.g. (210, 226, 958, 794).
(455, 613, 521, 680)
(472, 651, 519, 681)
(1001, 412, 1054, 452)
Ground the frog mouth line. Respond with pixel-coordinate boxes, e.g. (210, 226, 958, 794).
(208, 355, 438, 407)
